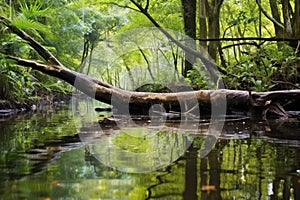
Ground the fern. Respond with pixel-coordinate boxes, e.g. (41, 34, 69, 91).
(19, 1, 49, 19)
(12, 17, 48, 33)
(10, 1, 53, 41)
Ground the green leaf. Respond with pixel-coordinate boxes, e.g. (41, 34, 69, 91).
(19, 1, 49, 19)
(12, 18, 49, 33)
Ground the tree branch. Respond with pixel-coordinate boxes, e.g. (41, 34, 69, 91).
(137, 45, 155, 81)
(0, 16, 63, 66)
(221, 42, 261, 49)
(0, 15, 120, 92)
(145, 0, 150, 11)
(256, 0, 284, 29)
(195, 37, 300, 42)
(99, 1, 140, 12)
(270, 80, 300, 89)
(130, 0, 224, 81)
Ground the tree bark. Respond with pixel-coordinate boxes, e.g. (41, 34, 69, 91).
(281, 0, 293, 37)
(181, 0, 197, 77)
(269, 0, 284, 38)
(260, 0, 300, 49)
(293, 0, 300, 37)
(207, 0, 224, 61)
(294, 1, 300, 56)
(199, 0, 208, 50)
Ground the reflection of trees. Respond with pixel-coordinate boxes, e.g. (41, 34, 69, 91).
(183, 144, 197, 200)
(55, 122, 300, 199)
(144, 127, 300, 199)
(199, 140, 227, 200)
(292, 149, 300, 199)
(270, 147, 300, 200)
(145, 164, 183, 199)
(0, 109, 79, 181)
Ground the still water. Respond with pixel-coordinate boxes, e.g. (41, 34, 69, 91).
(0, 103, 299, 200)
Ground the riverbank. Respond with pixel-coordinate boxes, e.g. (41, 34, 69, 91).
(0, 93, 71, 117)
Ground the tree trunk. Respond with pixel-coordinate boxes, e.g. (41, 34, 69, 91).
(181, 0, 197, 77)
(281, 0, 293, 37)
(199, 0, 208, 50)
(127, 1, 223, 82)
(263, 0, 300, 50)
(269, 0, 284, 38)
(207, 0, 224, 61)
(293, 0, 300, 37)
(292, 0, 300, 53)
(6, 55, 300, 118)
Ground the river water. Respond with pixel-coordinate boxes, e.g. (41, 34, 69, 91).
(0, 102, 299, 200)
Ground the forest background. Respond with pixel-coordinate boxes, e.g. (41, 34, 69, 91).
(0, 0, 299, 107)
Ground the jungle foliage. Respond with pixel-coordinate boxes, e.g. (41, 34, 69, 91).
(0, 0, 299, 106)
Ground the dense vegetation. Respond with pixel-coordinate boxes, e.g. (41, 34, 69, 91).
(0, 0, 299, 107)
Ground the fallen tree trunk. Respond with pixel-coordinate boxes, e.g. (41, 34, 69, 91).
(1, 16, 300, 118)
(6, 56, 300, 118)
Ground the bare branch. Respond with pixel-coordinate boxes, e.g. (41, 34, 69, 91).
(145, 0, 150, 11)
(271, 80, 300, 89)
(99, 1, 140, 12)
(221, 42, 261, 50)
(194, 37, 300, 42)
(0, 16, 63, 66)
(137, 45, 155, 81)
(130, 0, 223, 80)
(256, 0, 284, 29)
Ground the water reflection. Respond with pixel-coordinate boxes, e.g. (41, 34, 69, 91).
(84, 127, 192, 173)
(0, 106, 299, 199)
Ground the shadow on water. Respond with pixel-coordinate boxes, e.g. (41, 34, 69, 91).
(0, 104, 299, 199)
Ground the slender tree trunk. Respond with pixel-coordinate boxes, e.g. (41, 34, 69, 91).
(269, 0, 284, 38)
(292, 1, 300, 53)
(199, 0, 208, 50)
(207, 0, 224, 61)
(79, 39, 90, 73)
(281, 0, 293, 37)
(86, 43, 94, 75)
(293, 1, 300, 37)
(181, 0, 196, 77)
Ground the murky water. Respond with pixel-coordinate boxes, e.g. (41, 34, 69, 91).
(0, 103, 299, 200)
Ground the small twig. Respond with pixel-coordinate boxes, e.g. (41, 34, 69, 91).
(295, 40, 300, 55)
(222, 42, 260, 49)
(270, 80, 300, 89)
(137, 45, 155, 81)
(145, 0, 150, 11)
(248, 90, 254, 107)
(182, 104, 199, 115)
(99, 1, 140, 12)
